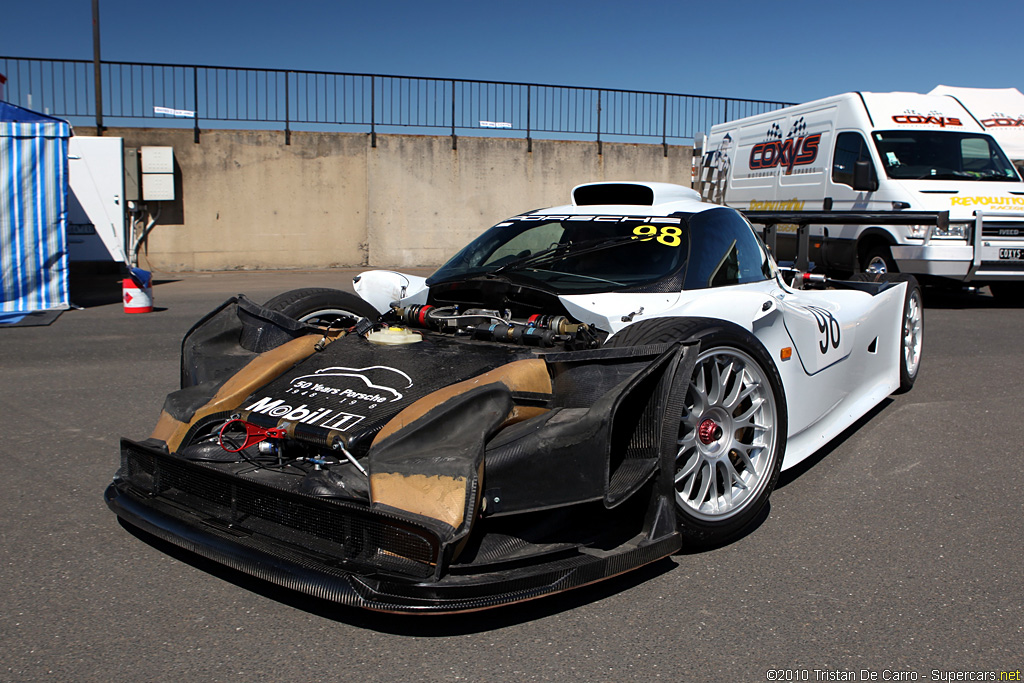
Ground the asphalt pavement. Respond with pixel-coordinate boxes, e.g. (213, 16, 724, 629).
(1, 269, 1021, 682)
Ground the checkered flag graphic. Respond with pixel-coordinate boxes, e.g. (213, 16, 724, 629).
(765, 122, 782, 142)
(787, 117, 807, 139)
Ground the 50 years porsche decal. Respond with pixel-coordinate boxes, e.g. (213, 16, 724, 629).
(244, 366, 415, 432)
(287, 366, 413, 402)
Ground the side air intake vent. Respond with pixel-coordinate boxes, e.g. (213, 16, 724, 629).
(573, 183, 655, 206)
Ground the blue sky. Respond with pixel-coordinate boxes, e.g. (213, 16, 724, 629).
(1, 0, 1020, 104)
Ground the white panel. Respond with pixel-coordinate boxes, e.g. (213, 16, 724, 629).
(140, 146, 174, 173)
(67, 137, 127, 262)
(142, 173, 175, 201)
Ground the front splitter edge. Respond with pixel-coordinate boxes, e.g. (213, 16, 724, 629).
(105, 483, 680, 614)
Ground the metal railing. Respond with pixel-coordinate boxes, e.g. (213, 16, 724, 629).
(1, 56, 791, 148)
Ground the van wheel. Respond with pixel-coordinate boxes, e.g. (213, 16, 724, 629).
(863, 245, 898, 274)
(606, 318, 786, 546)
(263, 288, 379, 327)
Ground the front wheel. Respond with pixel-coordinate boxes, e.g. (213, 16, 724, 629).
(606, 318, 787, 546)
(862, 245, 898, 274)
(263, 287, 379, 328)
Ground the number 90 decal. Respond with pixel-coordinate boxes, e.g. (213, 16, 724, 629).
(803, 305, 841, 354)
(632, 225, 683, 247)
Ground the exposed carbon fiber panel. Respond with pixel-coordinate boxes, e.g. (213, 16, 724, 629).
(120, 438, 441, 579)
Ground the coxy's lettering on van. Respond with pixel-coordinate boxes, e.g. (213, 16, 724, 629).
(748, 134, 821, 173)
(981, 117, 1024, 128)
(891, 115, 962, 127)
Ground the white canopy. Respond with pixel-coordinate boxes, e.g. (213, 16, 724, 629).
(929, 85, 1024, 161)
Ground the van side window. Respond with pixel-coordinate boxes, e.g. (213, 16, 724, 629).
(832, 132, 872, 187)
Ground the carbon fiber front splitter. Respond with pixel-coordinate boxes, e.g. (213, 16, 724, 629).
(105, 482, 681, 614)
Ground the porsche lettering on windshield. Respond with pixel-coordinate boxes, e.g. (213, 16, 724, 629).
(497, 214, 682, 225)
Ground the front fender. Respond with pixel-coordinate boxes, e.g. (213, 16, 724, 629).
(353, 270, 429, 312)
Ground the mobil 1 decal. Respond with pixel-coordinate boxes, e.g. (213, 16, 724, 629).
(748, 117, 821, 175)
(245, 365, 414, 432)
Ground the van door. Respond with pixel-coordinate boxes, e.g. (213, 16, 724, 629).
(824, 131, 893, 272)
(777, 109, 832, 266)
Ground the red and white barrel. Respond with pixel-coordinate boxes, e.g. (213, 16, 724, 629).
(122, 268, 154, 314)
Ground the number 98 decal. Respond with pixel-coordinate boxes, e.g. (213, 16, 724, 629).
(632, 225, 682, 247)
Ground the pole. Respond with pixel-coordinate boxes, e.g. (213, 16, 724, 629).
(92, 0, 104, 134)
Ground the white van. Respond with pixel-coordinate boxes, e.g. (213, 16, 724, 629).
(699, 91, 1024, 298)
(929, 85, 1024, 175)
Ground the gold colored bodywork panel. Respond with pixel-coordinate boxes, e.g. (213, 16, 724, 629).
(370, 473, 469, 529)
(372, 358, 552, 446)
(369, 358, 552, 532)
(150, 332, 341, 451)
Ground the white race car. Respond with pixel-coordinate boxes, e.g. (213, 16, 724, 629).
(107, 181, 922, 612)
(352, 181, 922, 542)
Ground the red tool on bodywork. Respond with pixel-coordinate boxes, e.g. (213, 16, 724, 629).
(218, 419, 286, 452)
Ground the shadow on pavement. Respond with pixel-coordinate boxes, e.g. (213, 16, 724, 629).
(69, 270, 180, 308)
(922, 284, 1022, 309)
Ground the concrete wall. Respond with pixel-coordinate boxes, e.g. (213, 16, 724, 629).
(84, 127, 693, 271)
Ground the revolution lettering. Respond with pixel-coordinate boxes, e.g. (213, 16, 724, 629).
(950, 196, 1024, 206)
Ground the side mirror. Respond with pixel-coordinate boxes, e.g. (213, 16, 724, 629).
(853, 160, 879, 192)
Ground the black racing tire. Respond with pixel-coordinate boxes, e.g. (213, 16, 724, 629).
(849, 273, 923, 392)
(606, 317, 787, 547)
(862, 244, 898, 274)
(263, 288, 379, 327)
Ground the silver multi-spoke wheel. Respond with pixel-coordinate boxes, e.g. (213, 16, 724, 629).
(903, 287, 923, 379)
(676, 347, 779, 522)
(604, 318, 786, 543)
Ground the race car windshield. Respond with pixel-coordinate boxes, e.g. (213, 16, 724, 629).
(428, 216, 689, 291)
(428, 208, 773, 293)
(873, 130, 1021, 181)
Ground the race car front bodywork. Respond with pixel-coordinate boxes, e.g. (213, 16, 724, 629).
(106, 296, 698, 613)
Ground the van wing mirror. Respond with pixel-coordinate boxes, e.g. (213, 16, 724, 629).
(853, 160, 879, 192)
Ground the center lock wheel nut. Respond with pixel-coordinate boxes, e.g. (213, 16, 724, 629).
(698, 418, 723, 445)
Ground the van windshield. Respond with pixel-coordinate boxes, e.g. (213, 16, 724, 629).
(873, 130, 1021, 181)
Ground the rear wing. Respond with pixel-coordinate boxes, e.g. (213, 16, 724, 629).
(742, 211, 950, 271)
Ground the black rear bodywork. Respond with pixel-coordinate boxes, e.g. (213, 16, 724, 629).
(106, 296, 697, 613)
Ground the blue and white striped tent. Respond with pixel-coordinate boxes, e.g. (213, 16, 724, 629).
(1, 102, 71, 315)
